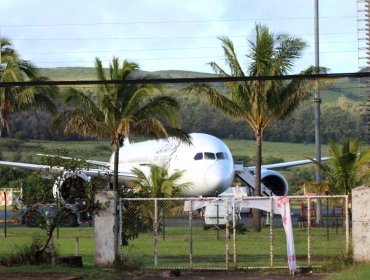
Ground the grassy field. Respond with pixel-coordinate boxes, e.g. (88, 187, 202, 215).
(330, 264, 370, 280)
(0, 224, 347, 268)
(0, 138, 113, 162)
(0, 224, 361, 279)
(0, 137, 329, 164)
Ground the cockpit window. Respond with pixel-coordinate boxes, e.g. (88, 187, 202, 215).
(204, 152, 216, 160)
(194, 152, 228, 160)
(216, 152, 225, 160)
(194, 153, 203, 160)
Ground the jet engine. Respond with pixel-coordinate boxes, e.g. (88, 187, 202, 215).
(261, 169, 288, 196)
(52, 171, 91, 203)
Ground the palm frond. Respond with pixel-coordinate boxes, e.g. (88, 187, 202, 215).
(95, 57, 111, 94)
(185, 83, 242, 118)
(132, 117, 168, 139)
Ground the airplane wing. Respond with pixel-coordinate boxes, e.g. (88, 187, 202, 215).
(80, 168, 137, 183)
(37, 154, 110, 167)
(246, 157, 330, 170)
(0, 160, 137, 183)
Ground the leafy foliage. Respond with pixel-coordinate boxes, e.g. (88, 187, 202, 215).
(312, 138, 370, 196)
(0, 37, 58, 138)
(185, 24, 317, 231)
(5, 150, 106, 264)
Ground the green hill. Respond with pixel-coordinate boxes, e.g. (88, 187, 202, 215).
(38, 67, 215, 81)
(37, 67, 366, 103)
(29, 67, 367, 145)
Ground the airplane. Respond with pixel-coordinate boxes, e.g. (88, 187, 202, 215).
(0, 133, 327, 202)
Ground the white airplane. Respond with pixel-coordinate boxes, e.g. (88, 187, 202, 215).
(0, 133, 326, 201)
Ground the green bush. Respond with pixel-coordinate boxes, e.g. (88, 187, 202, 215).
(0, 237, 57, 266)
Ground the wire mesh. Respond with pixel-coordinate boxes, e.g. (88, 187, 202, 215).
(120, 196, 348, 270)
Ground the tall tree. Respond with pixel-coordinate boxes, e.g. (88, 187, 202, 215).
(51, 57, 189, 257)
(187, 24, 316, 231)
(0, 38, 57, 137)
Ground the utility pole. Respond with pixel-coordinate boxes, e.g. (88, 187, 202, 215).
(314, 0, 322, 224)
(357, 0, 370, 144)
(0, 26, 2, 64)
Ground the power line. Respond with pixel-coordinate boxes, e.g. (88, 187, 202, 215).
(19, 40, 359, 56)
(8, 32, 357, 42)
(0, 16, 357, 28)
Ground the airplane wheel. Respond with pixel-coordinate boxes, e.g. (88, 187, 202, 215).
(61, 214, 78, 227)
(25, 211, 41, 227)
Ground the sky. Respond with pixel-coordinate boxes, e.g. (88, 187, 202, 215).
(0, 0, 364, 74)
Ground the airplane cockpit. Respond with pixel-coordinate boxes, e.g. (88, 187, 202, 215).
(193, 152, 230, 160)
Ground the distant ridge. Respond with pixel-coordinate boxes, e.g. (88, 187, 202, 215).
(38, 67, 215, 81)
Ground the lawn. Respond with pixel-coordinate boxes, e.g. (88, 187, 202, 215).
(330, 264, 370, 280)
(122, 225, 347, 269)
(1, 223, 347, 268)
(0, 137, 329, 164)
(0, 225, 355, 279)
(0, 227, 95, 266)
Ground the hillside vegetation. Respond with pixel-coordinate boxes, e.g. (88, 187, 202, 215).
(8, 67, 368, 144)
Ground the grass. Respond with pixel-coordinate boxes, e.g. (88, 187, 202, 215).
(0, 137, 329, 164)
(329, 264, 370, 280)
(0, 225, 354, 279)
(0, 225, 347, 268)
(0, 138, 113, 162)
(224, 138, 328, 162)
(122, 225, 347, 269)
(0, 227, 95, 265)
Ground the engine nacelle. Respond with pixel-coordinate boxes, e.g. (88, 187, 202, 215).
(52, 171, 91, 203)
(261, 169, 288, 196)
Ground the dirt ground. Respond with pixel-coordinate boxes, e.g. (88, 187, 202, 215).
(0, 271, 331, 280)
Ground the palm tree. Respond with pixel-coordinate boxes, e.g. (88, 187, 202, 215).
(51, 57, 189, 257)
(0, 38, 57, 137)
(131, 163, 192, 235)
(187, 24, 317, 231)
(312, 138, 370, 197)
(132, 163, 191, 198)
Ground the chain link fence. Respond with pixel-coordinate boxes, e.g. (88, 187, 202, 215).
(119, 195, 349, 270)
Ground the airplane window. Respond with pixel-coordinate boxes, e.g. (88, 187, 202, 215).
(204, 152, 216, 160)
(194, 153, 203, 160)
(216, 152, 225, 160)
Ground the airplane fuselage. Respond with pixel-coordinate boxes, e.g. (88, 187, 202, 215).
(109, 133, 235, 196)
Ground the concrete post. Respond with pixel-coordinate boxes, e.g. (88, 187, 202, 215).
(94, 190, 116, 266)
(352, 186, 370, 262)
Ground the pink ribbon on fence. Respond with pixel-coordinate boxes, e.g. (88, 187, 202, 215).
(274, 196, 296, 273)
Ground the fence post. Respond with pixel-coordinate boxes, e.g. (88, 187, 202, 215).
(189, 199, 193, 269)
(4, 191, 7, 238)
(154, 198, 158, 267)
(345, 195, 349, 255)
(307, 197, 311, 266)
(270, 197, 274, 268)
(75, 237, 79, 256)
(225, 199, 229, 270)
(232, 199, 237, 270)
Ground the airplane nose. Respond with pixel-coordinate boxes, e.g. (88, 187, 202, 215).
(205, 163, 233, 195)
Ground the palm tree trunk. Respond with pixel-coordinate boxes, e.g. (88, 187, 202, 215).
(113, 142, 120, 259)
(0, 101, 11, 138)
(113, 143, 119, 192)
(252, 130, 262, 232)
